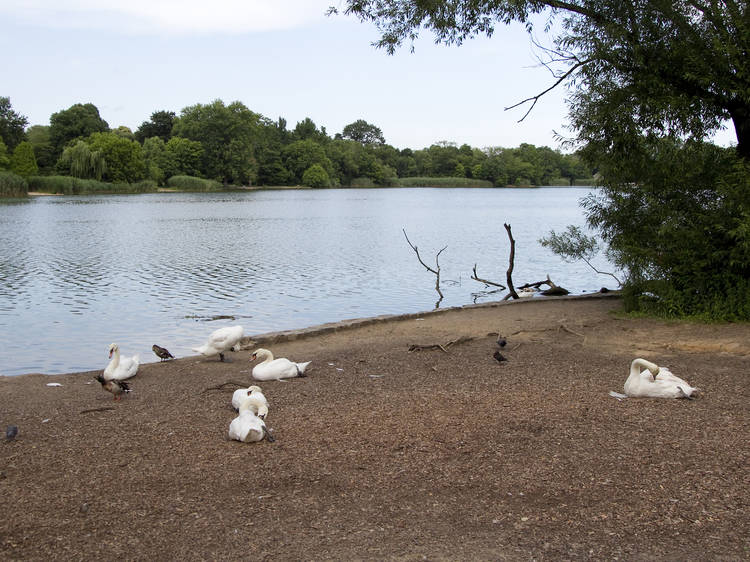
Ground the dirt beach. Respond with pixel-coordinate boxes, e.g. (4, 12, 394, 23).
(1, 295, 749, 560)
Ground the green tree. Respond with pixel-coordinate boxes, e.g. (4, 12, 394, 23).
(86, 132, 145, 183)
(282, 139, 334, 184)
(26, 125, 56, 174)
(60, 140, 107, 180)
(302, 163, 331, 187)
(135, 110, 176, 144)
(341, 119, 385, 145)
(112, 126, 135, 140)
(49, 103, 109, 155)
(164, 137, 203, 178)
(142, 137, 167, 184)
(10, 141, 38, 177)
(0, 97, 28, 151)
(0, 138, 10, 170)
(292, 118, 329, 143)
(172, 100, 261, 185)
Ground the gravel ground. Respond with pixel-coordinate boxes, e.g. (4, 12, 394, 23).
(1, 295, 749, 561)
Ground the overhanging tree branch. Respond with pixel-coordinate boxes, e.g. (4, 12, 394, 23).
(505, 58, 591, 122)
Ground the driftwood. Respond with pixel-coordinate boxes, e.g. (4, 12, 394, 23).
(504, 223, 519, 299)
(200, 380, 250, 394)
(403, 229, 447, 308)
(470, 264, 506, 289)
(408, 335, 476, 353)
(79, 407, 116, 414)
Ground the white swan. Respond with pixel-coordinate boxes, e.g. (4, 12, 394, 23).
(250, 348, 311, 381)
(622, 358, 699, 399)
(103, 343, 139, 381)
(231, 385, 269, 418)
(228, 398, 275, 443)
(192, 325, 244, 362)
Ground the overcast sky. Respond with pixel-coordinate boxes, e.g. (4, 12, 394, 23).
(0, 0, 737, 151)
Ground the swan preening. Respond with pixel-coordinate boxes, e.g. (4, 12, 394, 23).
(620, 358, 700, 399)
(103, 343, 139, 381)
(250, 348, 311, 381)
(192, 325, 244, 362)
(228, 391, 275, 443)
(231, 385, 269, 418)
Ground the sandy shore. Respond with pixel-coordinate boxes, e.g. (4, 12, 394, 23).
(1, 295, 749, 560)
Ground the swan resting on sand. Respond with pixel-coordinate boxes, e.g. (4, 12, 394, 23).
(228, 396, 275, 443)
(610, 358, 699, 399)
(250, 348, 311, 381)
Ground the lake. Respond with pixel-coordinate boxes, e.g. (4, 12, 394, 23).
(0, 187, 614, 376)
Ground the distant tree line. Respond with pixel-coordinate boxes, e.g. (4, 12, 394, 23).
(0, 96, 592, 190)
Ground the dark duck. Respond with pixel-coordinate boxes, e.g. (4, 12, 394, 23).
(95, 374, 131, 401)
(152, 344, 174, 361)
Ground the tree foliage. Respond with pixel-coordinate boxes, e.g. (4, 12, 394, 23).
(302, 163, 331, 188)
(135, 110, 176, 144)
(85, 132, 145, 183)
(0, 96, 28, 152)
(49, 103, 109, 155)
(337, 1, 749, 158)
(172, 100, 261, 185)
(341, 119, 386, 145)
(10, 141, 38, 178)
(60, 140, 107, 180)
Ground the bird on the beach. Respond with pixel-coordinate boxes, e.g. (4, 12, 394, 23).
(104, 343, 139, 381)
(496, 335, 507, 348)
(5, 425, 18, 441)
(95, 373, 131, 401)
(621, 358, 699, 399)
(228, 397, 275, 443)
(250, 348, 311, 381)
(192, 325, 244, 362)
(152, 344, 174, 361)
(493, 350, 507, 363)
(231, 385, 269, 418)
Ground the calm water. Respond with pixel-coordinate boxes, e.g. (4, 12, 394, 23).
(0, 187, 612, 376)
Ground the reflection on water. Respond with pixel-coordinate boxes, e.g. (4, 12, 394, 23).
(0, 188, 610, 376)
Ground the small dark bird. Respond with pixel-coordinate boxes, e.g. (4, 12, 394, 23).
(5, 425, 18, 441)
(496, 335, 507, 348)
(95, 374, 131, 401)
(152, 344, 174, 361)
(493, 350, 507, 363)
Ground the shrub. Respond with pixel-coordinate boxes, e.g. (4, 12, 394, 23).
(166, 175, 222, 191)
(27, 175, 157, 194)
(395, 176, 494, 188)
(301, 164, 331, 188)
(0, 171, 28, 196)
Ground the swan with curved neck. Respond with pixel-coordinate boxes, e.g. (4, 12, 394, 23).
(250, 348, 311, 381)
(103, 343, 139, 381)
(623, 358, 699, 399)
(192, 325, 244, 362)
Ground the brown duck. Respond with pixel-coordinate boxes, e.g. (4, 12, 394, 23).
(95, 374, 131, 401)
(152, 344, 174, 361)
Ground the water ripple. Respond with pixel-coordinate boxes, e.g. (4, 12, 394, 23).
(0, 188, 611, 376)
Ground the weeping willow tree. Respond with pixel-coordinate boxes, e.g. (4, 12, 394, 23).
(59, 140, 107, 180)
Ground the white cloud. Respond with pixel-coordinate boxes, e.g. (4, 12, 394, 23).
(0, 0, 336, 34)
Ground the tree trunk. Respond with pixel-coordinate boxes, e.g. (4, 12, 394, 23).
(730, 105, 750, 161)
